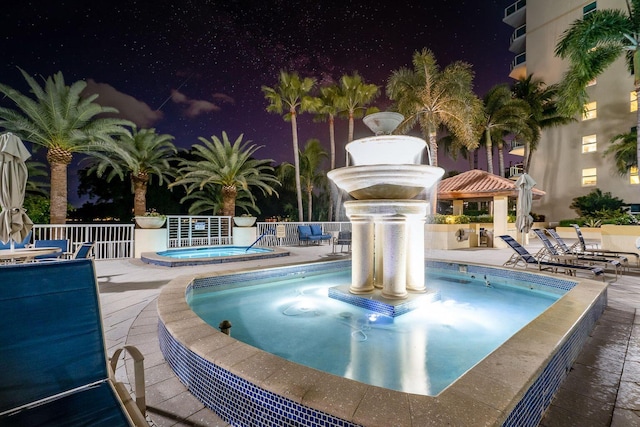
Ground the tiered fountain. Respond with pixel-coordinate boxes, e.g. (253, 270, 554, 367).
(327, 112, 445, 307)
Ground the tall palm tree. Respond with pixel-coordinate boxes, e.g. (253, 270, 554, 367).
(314, 84, 342, 221)
(386, 48, 481, 168)
(262, 71, 321, 221)
(171, 132, 279, 217)
(605, 129, 638, 175)
(85, 128, 178, 216)
(0, 69, 132, 223)
(338, 73, 380, 145)
(555, 0, 640, 168)
(478, 84, 530, 175)
(180, 186, 257, 216)
(511, 75, 573, 173)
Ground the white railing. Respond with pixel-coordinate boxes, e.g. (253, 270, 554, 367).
(256, 221, 351, 247)
(33, 224, 135, 260)
(166, 215, 232, 248)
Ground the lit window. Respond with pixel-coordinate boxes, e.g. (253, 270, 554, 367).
(631, 166, 639, 185)
(582, 135, 597, 153)
(582, 168, 597, 186)
(583, 102, 597, 120)
(583, 2, 597, 17)
(586, 78, 597, 87)
(631, 92, 638, 112)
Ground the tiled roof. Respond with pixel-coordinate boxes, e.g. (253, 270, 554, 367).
(437, 169, 545, 200)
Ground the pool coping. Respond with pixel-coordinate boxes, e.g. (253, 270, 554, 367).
(140, 246, 290, 267)
(157, 259, 608, 426)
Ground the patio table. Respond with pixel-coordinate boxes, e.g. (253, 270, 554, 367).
(0, 247, 62, 264)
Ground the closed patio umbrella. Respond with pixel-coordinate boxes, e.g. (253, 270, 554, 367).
(515, 173, 536, 234)
(0, 133, 33, 248)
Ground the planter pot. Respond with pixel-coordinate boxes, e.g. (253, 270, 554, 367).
(135, 216, 166, 229)
(233, 216, 257, 227)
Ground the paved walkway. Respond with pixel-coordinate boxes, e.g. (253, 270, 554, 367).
(96, 241, 640, 426)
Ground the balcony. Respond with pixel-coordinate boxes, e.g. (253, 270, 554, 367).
(509, 140, 525, 156)
(503, 0, 526, 28)
(508, 164, 524, 180)
(509, 52, 527, 79)
(509, 24, 526, 54)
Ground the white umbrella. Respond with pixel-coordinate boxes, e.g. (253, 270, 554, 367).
(515, 173, 536, 234)
(0, 132, 33, 249)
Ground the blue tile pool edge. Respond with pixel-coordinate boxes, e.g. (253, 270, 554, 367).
(157, 259, 608, 426)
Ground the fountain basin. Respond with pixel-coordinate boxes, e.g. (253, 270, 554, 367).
(327, 164, 444, 199)
(362, 111, 404, 135)
(345, 135, 426, 166)
(158, 259, 607, 426)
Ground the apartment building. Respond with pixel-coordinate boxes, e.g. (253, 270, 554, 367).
(504, 0, 639, 221)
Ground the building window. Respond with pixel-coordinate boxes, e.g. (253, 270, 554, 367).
(631, 166, 639, 185)
(587, 78, 597, 87)
(632, 92, 638, 112)
(582, 168, 597, 186)
(582, 135, 597, 153)
(583, 101, 597, 120)
(583, 2, 597, 17)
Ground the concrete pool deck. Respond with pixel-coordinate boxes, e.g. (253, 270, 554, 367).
(96, 241, 640, 426)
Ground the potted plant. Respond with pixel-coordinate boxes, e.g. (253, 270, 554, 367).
(134, 209, 167, 229)
(233, 214, 257, 227)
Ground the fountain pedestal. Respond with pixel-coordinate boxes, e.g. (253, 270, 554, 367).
(346, 200, 427, 299)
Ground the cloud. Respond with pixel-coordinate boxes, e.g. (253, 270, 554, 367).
(170, 89, 234, 118)
(82, 79, 163, 128)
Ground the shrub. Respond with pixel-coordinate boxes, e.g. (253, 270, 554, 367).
(569, 189, 624, 217)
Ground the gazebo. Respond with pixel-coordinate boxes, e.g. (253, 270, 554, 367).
(437, 169, 546, 246)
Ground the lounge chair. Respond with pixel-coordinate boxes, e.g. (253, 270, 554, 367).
(532, 229, 622, 278)
(298, 224, 332, 245)
(0, 231, 32, 250)
(546, 228, 629, 271)
(332, 231, 352, 253)
(499, 235, 605, 281)
(0, 259, 147, 426)
(572, 224, 640, 267)
(72, 242, 95, 259)
(34, 239, 71, 260)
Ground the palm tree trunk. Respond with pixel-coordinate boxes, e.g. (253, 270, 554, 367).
(221, 186, 237, 217)
(328, 115, 335, 221)
(49, 161, 68, 224)
(307, 188, 313, 221)
(132, 179, 148, 217)
(523, 142, 531, 174)
(290, 110, 304, 222)
(485, 129, 494, 174)
(428, 129, 438, 214)
(498, 141, 505, 178)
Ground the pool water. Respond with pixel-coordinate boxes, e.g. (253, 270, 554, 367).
(156, 246, 273, 259)
(188, 268, 561, 395)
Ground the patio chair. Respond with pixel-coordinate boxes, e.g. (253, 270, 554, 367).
(572, 224, 640, 267)
(0, 231, 32, 250)
(298, 225, 332, 245)
(546, 228, 629, 271)
(0, 259, 147, 426)
(72, 242, 95, 259)
(532, 229, 622, 278)
(332, 231, 352, 253)
(33, 239, 71, 260)
(499, 235, 605, 281)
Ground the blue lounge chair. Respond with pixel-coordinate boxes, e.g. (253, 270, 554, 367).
(499, 235, 605, 281)
(0, 231, 32, 250)
(546, 228, 629, 271)
(34, 239, 70, 260)
(72, 242, 95, 259)
(0, 259, 147, 426)
(572, 224, 640, 267)
(532, 229, 622, 278)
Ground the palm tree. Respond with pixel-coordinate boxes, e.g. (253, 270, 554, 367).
(478, 84, 530, 175)
(555, 1, 640, 168)
(386, 48, 481, 168)
(338, 73, 380, 145)
(85, 128, 178, 216)
(0, 69, 132, 223)
(180, 187, 258, 216)
(299, 139, 328, 221)
(262, 71, 321, 221)
(171, 132, 279, 217)
(314, 84, 341, 220)
(605, 129, 638, 175)
(511, 75, 572, 173)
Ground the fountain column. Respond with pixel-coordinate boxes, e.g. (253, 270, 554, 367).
(349, 215, 375, 294)
(379, 215, 408, 299)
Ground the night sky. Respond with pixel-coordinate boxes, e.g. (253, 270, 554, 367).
(1, 0, 516, 203)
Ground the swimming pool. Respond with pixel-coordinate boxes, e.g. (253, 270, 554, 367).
(188, 267, 561, 395)
(158, 259, 608, 426)
(140, 245, 289, 267)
